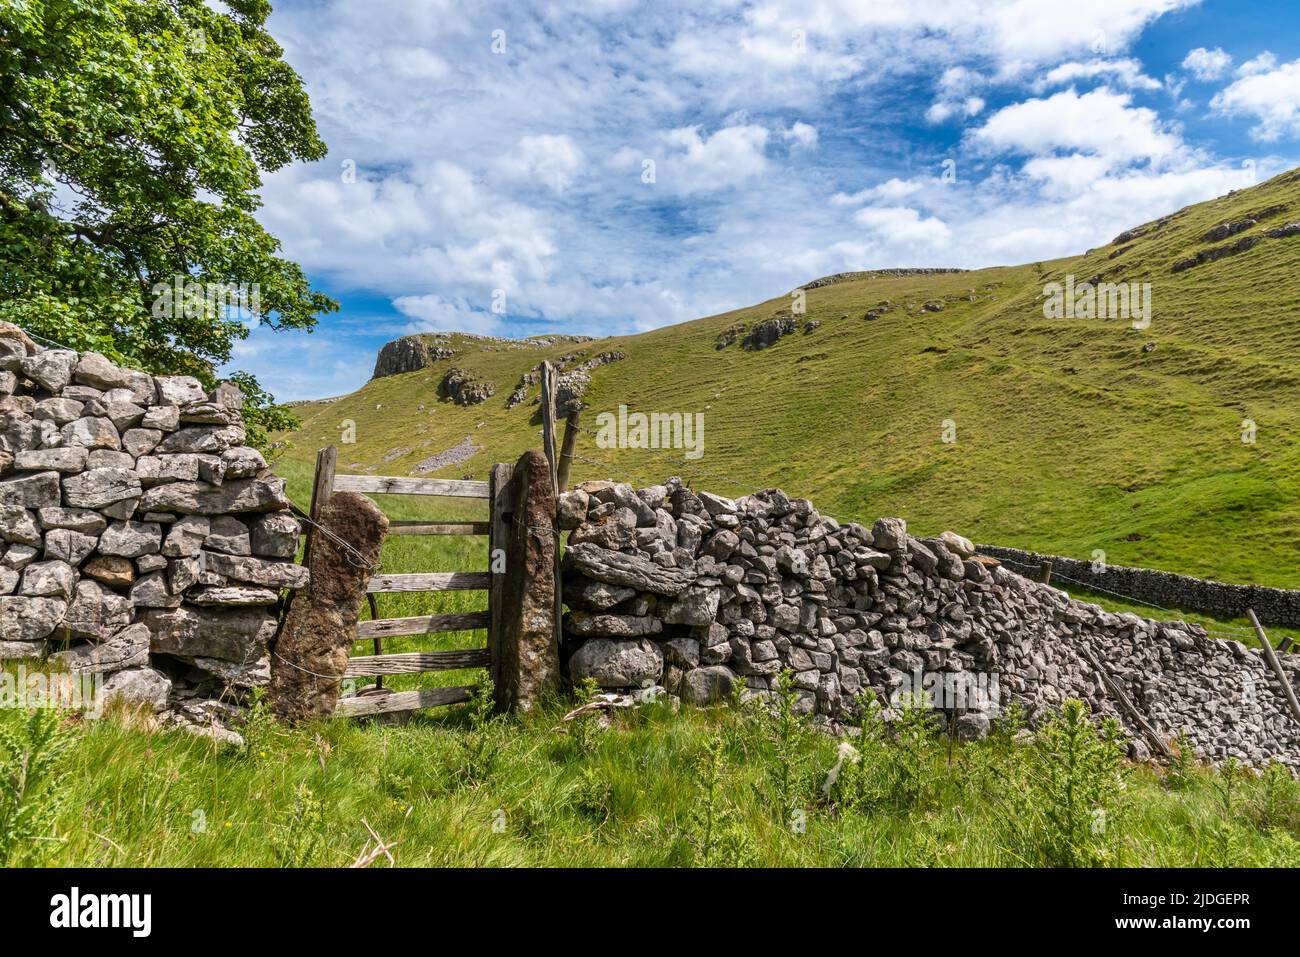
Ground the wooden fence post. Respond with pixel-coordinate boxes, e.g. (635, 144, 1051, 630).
(1247, 608, 1300, 726)
(539, 361, 559, 492)
(557, 407, 581, 492)
(1039, 560, 1054, 587)
(302, 444, 337, 569)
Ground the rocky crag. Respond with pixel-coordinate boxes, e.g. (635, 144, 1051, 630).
(558, 478, 1300, 768)
(0, 324, 305, 741)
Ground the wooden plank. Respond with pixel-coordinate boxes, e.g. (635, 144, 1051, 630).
(344, 649, 490, 677)
(332, 474, 491, 498)
(366, 571, 490, 593)
(487, 461, 515, 706)
(356, 610, 490, 639)
(539, 361, 559, 492)
(334, 685, 474, 717)
(557, 407, 581, 492)
(1080, 644, 1171, 758)
(388, 521, 490, 536)
(1248, 609, 1300, 726)
(302, 445, 337, 570)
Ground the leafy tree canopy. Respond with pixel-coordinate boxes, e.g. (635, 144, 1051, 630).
(0, 0, 336, 406)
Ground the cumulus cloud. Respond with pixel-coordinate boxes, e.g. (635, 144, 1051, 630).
(1183, 46, 1233, 81)
(656, 124, 772, 194)
(1039, 58, 1161, 91)
(498, 134, 585, 193)
(1212, 58, 1300, 140)
(853, 206, 951, 247)
(970, 87, 1184, 169)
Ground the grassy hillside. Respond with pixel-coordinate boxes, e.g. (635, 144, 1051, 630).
(278, 168, 1300, 592)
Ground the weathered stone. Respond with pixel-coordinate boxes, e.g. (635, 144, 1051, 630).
(490, 450, 562, 712)
(43, 528, 97, 565)
(563, 611, 663, 638)
(269, 491, 387, 721)
(566, 542, 696, 596)
(153, 424, 244, 454)
(61, 416, 121, 450)
(54, 623, 150, 674)
(0, 505, 42, 546)
(136, 553, 166, 573)
(21, 350, 78, 392)
(136, 476, 288, 514)
(220, 445, 265, 479)
(563, 576, 636, 611)
(0, 596, 67, 641)
(33, 397, 84, 425)
(205, 515, 251, 555)
(556, 489, 589, 530)
(61, 580, 132, 639)
(82, 555, 136, 588)
(871, 517, 907, 552)
(130, 570, 179, 608)
(187, 585, 280, 606)
(0, 640, 46, 659)
(568, 638, 664, 688)
(0, 471, 60, 508)
(200, 550, 308, 588)
(86, 449, 134, 470)
(144, 605, 278, 662)
(74, 353, 156, 403)
(140, 404, 180, 432)
(103, 667, 172, 711)
(2, 543, 39, 569)
(20, 560, 75, 599)
(14, 446, 87, 472)
(939, 530, 976, 558)
(679, 665, 737, 705)
(102, 397, 146, 432)
(249, 511, 298, 558)
(122, 428, 162, 457)
(661, 585, 721, 626)
(62, 467, 140, 509)
(135, 453, 200, 486)
(98, 520, 161, 558)
(155, 375, 207, 405)
(161, 515, 209, 557)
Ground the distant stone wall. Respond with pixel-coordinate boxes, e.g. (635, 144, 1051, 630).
(0, 324, 306, 740)
(976, 545, 1300, 628)
(557, 478, 1300, 768)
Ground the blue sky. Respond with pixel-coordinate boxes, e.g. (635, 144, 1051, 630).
(226, 0, 1300, 401)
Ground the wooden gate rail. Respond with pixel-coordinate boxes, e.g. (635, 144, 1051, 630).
(304, 445, 497, 719)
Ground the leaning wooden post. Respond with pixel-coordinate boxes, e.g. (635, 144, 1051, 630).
(302, 445, 337, 570)
(539, 361, 559, 491)
(1247, 608, 1300, 726)
(556, 407, 581, 492)
(1039, 559, 1054, 587)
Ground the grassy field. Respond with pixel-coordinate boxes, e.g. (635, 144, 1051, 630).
(280, 168, 1300, 592)
(5, 677, 1299, 867)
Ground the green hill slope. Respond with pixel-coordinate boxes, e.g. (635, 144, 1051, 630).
(277, 168, 1300, 589)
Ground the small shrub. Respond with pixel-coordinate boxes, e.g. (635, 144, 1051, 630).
(1007, 699, 1128, 867)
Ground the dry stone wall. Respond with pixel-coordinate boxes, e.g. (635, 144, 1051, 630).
(976, 544, 1300, 628)
(0, 324, 305, 737)
(558, 478, 1300, 768)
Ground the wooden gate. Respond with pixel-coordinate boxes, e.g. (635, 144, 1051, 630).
(304, 445, 509, 718)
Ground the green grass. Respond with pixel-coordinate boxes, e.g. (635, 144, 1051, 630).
(276, 167, 1300, 591)
(6, 688, 1299, 867)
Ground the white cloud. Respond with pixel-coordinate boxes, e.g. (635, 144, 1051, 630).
(1212, 58, 1300, 140)
(1040, 58, 1161, 90)
(1183, 46, 1232, 80)
(832, 177, 928, 206)
(782, 121, 819, 149)
(498, 134, 585, 193)
(926, 96, 985, 123)
(970, 87, 1184, 168)
(1237, 52, 1277, 77)
(657, 124, 771, 194)
(853, 206, 951, 247)
(392, 294, 504, 335)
